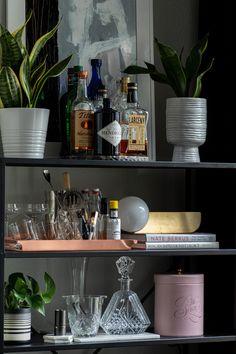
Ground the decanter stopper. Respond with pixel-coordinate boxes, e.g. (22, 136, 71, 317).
(116, 256, 134, 280)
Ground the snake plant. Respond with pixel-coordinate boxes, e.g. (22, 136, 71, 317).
(124, 33, 214, 97)
(0, 11, 72, 108)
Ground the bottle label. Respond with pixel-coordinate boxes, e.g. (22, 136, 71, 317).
(107, 218, 121, 240)
(71, 110, 94, 150)
(98, 120, 121, 147)
(128, 114, 146, 151)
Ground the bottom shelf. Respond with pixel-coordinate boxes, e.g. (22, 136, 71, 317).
(3, 333, 236, 352)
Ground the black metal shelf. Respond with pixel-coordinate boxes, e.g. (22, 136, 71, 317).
(5, 248, 236, 258)
(3, 334, 236, 352)
(2, 157, 236, 169)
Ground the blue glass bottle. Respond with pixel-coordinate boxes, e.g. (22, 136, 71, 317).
(87, 59, 104, 101)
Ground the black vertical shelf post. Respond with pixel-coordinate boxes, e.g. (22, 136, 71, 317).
(0, 159, 5, 351)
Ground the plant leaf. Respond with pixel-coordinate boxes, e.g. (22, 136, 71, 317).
(32, 54, 72, 107)
(123, 65, 150, 75)
(31, 56, 47, 87)
(26, 275, 40, 295)
(144, 61, 170, 84)
(27, 294, 45, 316)
(155, 39, 187, 96)
(19, 55, 31, 107)
(192, 57, 215, 97)
(29, 19, 61, 68)
(11, 9, 33, 55)
(42, 272, 56, 304)
(0, 66, 23, 107)
(0, 25, 22, 71)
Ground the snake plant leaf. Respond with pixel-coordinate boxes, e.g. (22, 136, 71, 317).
(29, 19, 61, 68)
(41, 272, 56, 304)
(11, 9, 33, 55)
(0, 25, 22, 71)
(123, 65, 150, 75)
(156, 39, 187, 96)
(32, 54, 72, 107)
(0, 97, 3, 108)
(192, 57, 215, 97)
(0, 66, 22, 107)
(144, 61, 170, 84)
(19, 55, 32, 107)
(31, 56, 47, 87)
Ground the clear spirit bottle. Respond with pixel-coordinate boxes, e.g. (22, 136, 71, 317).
(100, 256, 151, 334)
(112, 76, 130, 112)
(120, 82, 148, 157)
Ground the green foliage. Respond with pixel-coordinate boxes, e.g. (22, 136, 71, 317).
(4, 272, 56, 316)
(0, 10, 72, 108)
(124, 34, 214, 97)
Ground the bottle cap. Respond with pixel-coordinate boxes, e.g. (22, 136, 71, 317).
(91, 58, 102, 66)
(74, 65, 83, 72)
(128, 82, 138, 90)
(78, 70, 88, 78)
(110, 200, 118, 209)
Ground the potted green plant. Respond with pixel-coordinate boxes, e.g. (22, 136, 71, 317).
(0, 11, 72, 158)
(4, 271, 56, 342)
(124, 34, 215, 162)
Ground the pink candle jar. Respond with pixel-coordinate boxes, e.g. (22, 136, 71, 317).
(154, 272, 204, 336)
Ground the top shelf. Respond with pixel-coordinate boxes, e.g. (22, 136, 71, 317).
(1, 158, 236, 169)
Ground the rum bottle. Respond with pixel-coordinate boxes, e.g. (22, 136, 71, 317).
(120, 82, 148, 157)
(94, 98, 121, 157)
(70, 70, 94, 157)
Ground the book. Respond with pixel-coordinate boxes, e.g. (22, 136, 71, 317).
(131, 241, 219, 249)
(122, 232, 216, 242)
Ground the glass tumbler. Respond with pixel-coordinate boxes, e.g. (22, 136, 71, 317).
(63, 295, 106, 337)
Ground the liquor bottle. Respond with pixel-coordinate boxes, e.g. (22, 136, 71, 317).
(60, 65, 83, 157)
(94, 98, 121, 157)
(93, 85, 108, 111)
(60, 67, 75, 157)
(120, 82, 148, 157)
(100, 256, 151, 334)
(87, 59, 104, 101)
(70, 70, 94, 157)
(97, 197, 109, 240)
(112, 76, 130, 112)
(107, 200, 121, 240)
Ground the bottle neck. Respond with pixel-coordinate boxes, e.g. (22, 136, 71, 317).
(127, 89, 138, 104)
(109, 208, 118, 218)
(91, 64, 102, 81)
(76, 77, 88, 101)
(119, 278, 131, 291)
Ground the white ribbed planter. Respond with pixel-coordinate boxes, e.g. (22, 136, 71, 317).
(4, 308, 31, 343)
(0, 108, 49, 158)
(166, 98, 207, 162)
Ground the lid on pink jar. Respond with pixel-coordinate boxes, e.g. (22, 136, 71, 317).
(154, 273, 204, 284)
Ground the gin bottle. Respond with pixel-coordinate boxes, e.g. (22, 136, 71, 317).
(100, 256, 151, 334)
(120, 82, 148, 157)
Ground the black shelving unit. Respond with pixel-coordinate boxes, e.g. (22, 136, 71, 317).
(1, 158, 236, 354)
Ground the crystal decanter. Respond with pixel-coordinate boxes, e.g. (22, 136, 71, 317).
(100, 256, 151, 334)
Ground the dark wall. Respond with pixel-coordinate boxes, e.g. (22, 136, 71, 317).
(198, 1, 234, 162)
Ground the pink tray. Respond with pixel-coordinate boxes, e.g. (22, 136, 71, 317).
(16, 239, 137, 251)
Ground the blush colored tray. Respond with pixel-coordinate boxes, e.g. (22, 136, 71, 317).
(16, 239, 137, 251)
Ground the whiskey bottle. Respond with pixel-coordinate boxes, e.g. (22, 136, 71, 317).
(60, 65, 83, 157)
(87, 58, 104, 101)
(120, 82, 148, 157)
(94, 98, 121, 157)
(70, 70, 94, 157)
